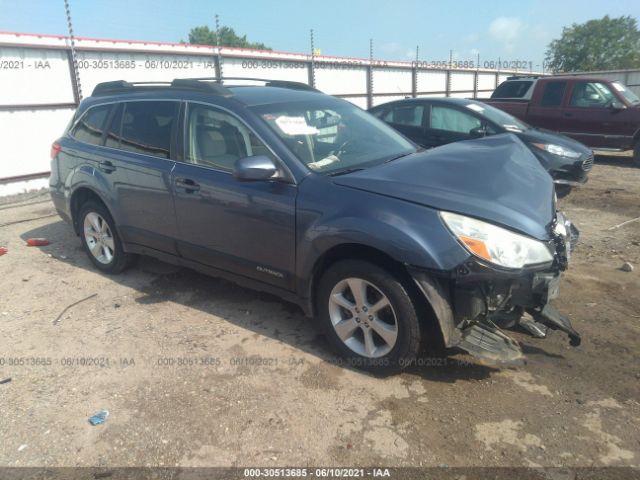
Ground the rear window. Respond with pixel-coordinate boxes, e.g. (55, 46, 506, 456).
(384, 105, 425, 127)
(540, 81, 567, 107)
(119, 101, 179, 159)
(70, 104, 111, 145)
(491, 81, 533, 99)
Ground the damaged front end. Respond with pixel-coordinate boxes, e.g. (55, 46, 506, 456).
(412, 211, 581, 365)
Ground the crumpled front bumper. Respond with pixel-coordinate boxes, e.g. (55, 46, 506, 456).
(411, 211, 581, 364)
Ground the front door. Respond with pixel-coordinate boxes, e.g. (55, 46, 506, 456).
(425, 104, 482, 147)
(560, 80, 634, 149)
(172, 102, 297, 290)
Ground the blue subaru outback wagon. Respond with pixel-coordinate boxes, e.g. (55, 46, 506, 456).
(50, 77, 581, 373)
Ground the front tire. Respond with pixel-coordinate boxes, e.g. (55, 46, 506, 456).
(634, 143, 640, 167)
(78, 201, 134, 274)
(317, 260, 422, 374)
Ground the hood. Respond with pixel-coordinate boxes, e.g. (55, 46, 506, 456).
(333, 134, 554, 240)
(517, 128, 592, 155)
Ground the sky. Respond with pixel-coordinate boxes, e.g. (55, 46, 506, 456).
(1, 0, 638, 68)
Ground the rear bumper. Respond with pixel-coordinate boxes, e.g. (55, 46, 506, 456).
(50, 188, 72, 225)
(410, 212, 581, 364)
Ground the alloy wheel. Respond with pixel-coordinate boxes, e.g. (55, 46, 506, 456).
(328, 277, 398, 358)
(83, 212, 115, 265)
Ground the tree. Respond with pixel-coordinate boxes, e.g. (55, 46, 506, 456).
(545, 15, 640, 72)
(186, 25, 271, 50)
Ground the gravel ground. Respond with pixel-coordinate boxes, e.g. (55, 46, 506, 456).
(0, 155, 638, 473)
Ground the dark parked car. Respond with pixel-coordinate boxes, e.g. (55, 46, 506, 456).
(369, 97, 593, 196)
(50, 78, 581, 373)
(483, 75, 640, 166)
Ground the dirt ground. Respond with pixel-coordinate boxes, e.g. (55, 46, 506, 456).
(0, 154, 639, 473)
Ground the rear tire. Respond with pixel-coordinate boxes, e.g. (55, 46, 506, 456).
(78, 201, 134, 274)
(634, 143, 640, 167)
(316, 260, 422, 374)
(555, 184, 572, 198)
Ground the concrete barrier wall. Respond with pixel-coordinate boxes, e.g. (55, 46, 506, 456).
(0, 31, 529, 194)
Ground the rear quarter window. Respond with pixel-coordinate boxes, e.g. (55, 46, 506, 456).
(70, 104, 112, 145)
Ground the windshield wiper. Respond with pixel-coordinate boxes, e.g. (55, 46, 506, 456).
(327, 167, 365, 177)
(384, 152, 414, 163)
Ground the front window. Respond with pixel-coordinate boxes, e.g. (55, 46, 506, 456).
(430, 105, 482, 134)
(252, 99, 415, 175)
(464, 101, 529, 132)
(569, 81, 617, 108)
(186, 103, 276, 172)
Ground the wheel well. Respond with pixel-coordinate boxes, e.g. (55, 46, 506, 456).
(69, 187, 108, 234)
(309, 244, 433, 321)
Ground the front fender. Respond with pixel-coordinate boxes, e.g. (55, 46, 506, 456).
(295, 176, 470, 298)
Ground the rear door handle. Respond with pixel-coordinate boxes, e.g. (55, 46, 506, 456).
(175, 178, 201, 193)
(98, 160, 116, 173)
(563, 112, 573, 117)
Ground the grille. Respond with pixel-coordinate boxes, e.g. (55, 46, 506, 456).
(582, 153, 594, 171)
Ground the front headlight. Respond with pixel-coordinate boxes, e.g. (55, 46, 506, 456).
(532, 143, 581, 159)
(440, 211, 554, 269)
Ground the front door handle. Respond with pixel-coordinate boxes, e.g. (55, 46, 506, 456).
(98, 160, 116, 173)
(563, 112, 573, 117)
(175, 178, 201, 193)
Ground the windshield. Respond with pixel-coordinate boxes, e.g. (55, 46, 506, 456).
(612, 82, 640, 106)
(252, 99, 416, 174)
(464, 101, 529, 132)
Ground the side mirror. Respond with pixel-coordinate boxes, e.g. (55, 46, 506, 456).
(469, 126, 487, 138)
(233, 155, 278, 181)
(610, 100, 626, 110)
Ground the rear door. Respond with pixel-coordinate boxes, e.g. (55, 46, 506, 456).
(527, 80, 567, 131)
(424, 103, 483, 147)
(380, 103, 427, 145)
(171, 102, 297, 290)
(100, 100, 180, 254)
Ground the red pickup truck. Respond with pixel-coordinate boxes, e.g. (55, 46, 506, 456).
(483, 76, 640, 166)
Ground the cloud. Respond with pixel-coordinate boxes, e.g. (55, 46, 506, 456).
(489, 17, 523, 42)
(380, 42, 403, 54)
(464, 33, 480, 43)
(379, 42, 418, 60)
(488, 16, 523, 53)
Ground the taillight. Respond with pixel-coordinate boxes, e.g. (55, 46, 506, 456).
(50, 142, 61, 160)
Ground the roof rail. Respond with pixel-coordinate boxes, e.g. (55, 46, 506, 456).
(91, 76, 320, 97)
(91, 79, 233, 97)
(219, 77, 320, 92)
(506, 75, 542, 80)
(169, 78, 232, 96)
(173, 76, 320, 92)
